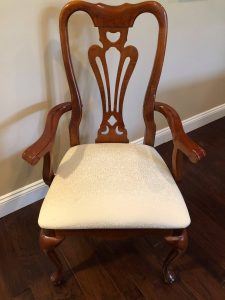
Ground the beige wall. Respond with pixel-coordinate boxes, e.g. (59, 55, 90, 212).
(0, 0, 225, 196)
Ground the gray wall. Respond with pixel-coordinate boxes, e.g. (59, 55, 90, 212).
(0, 0, 225, 196)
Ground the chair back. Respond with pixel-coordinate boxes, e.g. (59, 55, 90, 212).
(60, 1, 167, 145)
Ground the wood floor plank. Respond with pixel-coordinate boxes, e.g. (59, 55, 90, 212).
(0, 220, 12, 299)
(89, 238, 156, 300)
(132, 237, 197, 300)
(61, 236, 126, 300)
(13, 288, 35, 300)
(180, 266, 225, 300)
(0, 202, 85, 300)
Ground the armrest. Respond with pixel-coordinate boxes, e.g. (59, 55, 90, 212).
(22, 102, 72, 165)
(154, 102, 206, 163)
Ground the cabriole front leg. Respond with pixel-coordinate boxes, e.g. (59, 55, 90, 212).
(39, 229, 65, 285)
(163, 229, 188, 284)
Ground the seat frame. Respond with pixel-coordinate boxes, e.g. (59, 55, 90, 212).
(23, 1, 205, 285)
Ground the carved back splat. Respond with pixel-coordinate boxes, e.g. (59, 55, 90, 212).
(60, 1, 167, 145)
(89, 28, 138, 142)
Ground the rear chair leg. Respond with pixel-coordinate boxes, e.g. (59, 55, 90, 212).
(39, 229, 65, 285)
(163, 229, 188, 283)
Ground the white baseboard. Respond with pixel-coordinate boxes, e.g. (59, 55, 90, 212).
(1, 103, 225, 218)
(0, 180, 48, 218)
(132, 103, 225, 146)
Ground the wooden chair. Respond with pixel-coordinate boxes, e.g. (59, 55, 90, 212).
(22, 1, 205, 286)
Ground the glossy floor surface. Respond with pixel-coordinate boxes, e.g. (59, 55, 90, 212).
(0, 117, 225, 299)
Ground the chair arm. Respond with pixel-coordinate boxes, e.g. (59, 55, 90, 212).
(154, 102, 206, 163)
(22, 102, 72, 165)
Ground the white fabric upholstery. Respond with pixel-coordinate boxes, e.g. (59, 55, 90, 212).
(38, 143, 190, 229)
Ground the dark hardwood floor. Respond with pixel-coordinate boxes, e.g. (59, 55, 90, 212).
(1, 117, 225, 300)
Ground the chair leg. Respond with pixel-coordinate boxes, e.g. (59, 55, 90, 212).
(39, 229, 65, 285)
(163, 229, 188, 284)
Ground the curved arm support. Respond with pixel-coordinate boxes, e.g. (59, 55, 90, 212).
(155, 102, 205, 162)
(154, 102, 206, 180)
(22, 102, 72, 165)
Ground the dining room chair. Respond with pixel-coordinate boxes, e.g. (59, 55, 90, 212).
(22, 0, 206, 286)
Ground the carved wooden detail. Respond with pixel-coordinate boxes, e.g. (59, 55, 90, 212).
(59, 1, 168, 146)
(89, 28, 138, 142)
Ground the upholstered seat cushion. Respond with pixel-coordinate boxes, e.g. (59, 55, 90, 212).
(38, 143, 190, 229)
